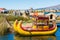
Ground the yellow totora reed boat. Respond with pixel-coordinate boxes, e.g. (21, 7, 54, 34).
(13, 16, 57, 36)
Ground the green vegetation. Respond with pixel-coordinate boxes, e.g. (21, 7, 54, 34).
(6, 15, 31, 21)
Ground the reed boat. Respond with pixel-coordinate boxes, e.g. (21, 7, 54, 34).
(13, 16, 57, 36)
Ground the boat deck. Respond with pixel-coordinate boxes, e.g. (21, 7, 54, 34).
(21, 23, 55, 32)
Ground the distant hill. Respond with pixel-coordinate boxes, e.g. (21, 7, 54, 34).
(36, 4, 60, 10)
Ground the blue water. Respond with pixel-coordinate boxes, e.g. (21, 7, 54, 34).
(0, 33, 14, 40)
(55, 12, 60, 16)
(0, 24, 60, 40)
(45, 12, 60, 16)
(55, 27, 60, 40)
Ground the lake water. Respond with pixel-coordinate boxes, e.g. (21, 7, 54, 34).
(0, 23, 60, 40)
(45, 12, 60, 16)
(55, 12, 60, 16)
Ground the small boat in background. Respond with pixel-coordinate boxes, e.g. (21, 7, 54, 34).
(13, 16, 57, 36)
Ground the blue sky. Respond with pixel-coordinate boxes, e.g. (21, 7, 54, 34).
(0, 0, 60, 9)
